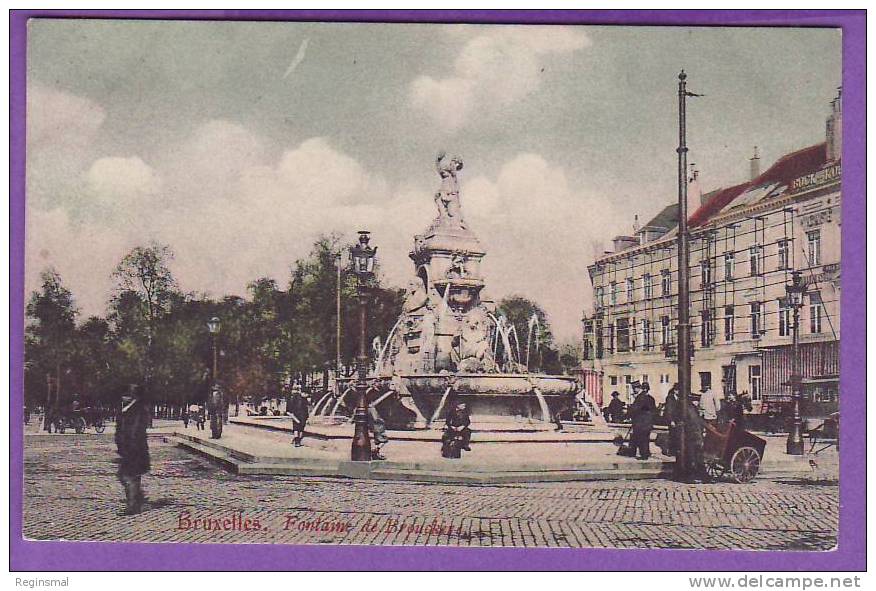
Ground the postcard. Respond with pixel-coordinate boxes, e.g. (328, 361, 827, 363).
(10, 10, 865, 572)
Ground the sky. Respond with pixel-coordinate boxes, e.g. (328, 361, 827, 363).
(25, 19, 841, 341)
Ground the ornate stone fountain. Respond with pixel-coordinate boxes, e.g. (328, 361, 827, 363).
(313, 153, 578, 431)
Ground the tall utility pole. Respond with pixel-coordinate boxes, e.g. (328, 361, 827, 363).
(675, 70, 693, 480)
(336, 251, 342, 387)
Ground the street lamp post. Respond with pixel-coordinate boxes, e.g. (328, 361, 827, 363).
(786, 270, 806, 455)
(206, 316, 223, 436)
(675, 70, 694, 480)
(350, 231, 377, 462)
(206, 316, 221, 387)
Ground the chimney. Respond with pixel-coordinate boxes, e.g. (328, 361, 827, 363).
(826, 87, 842, 161)
(749, 146, 760, 181)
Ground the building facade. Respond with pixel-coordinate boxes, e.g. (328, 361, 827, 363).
(583, 91, 842, 414)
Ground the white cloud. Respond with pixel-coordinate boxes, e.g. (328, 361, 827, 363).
(408, 26, 591, 132)
(462, 153, 617, 340)
(27, 83, 106, 151)
(84, 156, 162, 207)
(26, 83, 107, 208)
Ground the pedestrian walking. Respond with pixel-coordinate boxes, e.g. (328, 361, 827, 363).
(195, 404, 206, 431)
(679, 396, 707, 482)
(208, 386, 224, 439)
(181, 405, 190, 429)
(368, 404, 388, 460)
(286, 384, 309, 447)
(662, 383, 680, 456)
(114, 385, 150, 516)
(628, 382, 657, 460)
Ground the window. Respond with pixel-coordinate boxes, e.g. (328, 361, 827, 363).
(607, 323, 615, 353)
(724, 251, 735, 280)
(749, 365, 762, 401)
(661, 270, 671, 296)
(749, 246, 762, 276)
(595, 321, 604, 359)
(610, 282, 618, 305)
(595, 286, 604, 308)
(701, 259, 713, 286)
(616, 318, 630, 352)
(660, 315, 671, 346)
(642, 319, 652, 350)
(810, 292, 823, 333)
(750, 302, 762, 338)
(643, 273, 653, 299)
(778, 239, 790, 270)
(700, 309, 714, 347)
(778, 298, 792, 337)
(699, 371, 712, 392)
(641, 375, 649, 384)
(807, 230, 821, 266)
(609, 375, 618, 386)
(724, 306, 735, 342)
(626, 278, 634, 302)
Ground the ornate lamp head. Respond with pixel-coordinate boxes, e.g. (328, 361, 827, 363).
(785, 270, 806, 307)
(206, 316, 221, 335)
(351, 230, 377, 278)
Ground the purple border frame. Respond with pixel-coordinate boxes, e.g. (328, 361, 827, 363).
(9, 9, 865, 571)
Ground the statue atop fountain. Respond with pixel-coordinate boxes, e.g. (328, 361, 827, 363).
(433, 152, 466, 229)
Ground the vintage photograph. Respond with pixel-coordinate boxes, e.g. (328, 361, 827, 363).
(21, 18, 842, 551)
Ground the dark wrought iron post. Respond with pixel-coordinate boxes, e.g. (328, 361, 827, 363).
(350, 231, 377, 461)
(786, 270, 805, 455)
(675, 70, 693, 480)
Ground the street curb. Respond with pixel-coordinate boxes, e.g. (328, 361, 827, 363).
(166, 433, 815, 484)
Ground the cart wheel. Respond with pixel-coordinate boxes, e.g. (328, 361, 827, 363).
(730, 446, 761, 483)
(94, 421, 106, 434)
(74, 417, 86, 434)
(705, 461, 725, 481)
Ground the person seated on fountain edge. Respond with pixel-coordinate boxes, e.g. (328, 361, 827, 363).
(443, 400, 472, 454)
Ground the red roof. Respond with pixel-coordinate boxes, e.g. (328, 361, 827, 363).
(688, 142, 828, 228)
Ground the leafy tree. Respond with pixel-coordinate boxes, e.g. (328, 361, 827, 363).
(110, 243, 179, 398)
(24, 269, 78, 410)
(496, 295, 561, 374)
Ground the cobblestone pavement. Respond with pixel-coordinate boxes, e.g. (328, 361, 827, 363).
(22, 434, 838, 550)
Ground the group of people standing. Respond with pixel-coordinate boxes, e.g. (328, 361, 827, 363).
(613, 381, 753, 481)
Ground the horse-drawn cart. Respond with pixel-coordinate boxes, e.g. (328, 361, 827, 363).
(703, 420, 767, 483)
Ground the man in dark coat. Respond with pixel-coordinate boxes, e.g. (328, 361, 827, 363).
(441, 401, 472, 458)
(679, 396, 707, 481)
(207, 385, 224, 439)
(662, 384, 680, 456)
(114, 385, 150, 515)
(286, 384, 309, 447)
(628, 382, 657, 460)
(604, 391, 626, 423)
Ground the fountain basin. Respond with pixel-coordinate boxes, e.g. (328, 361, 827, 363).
(399, 373, 577, 432)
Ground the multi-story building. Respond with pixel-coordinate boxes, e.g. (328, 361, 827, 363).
(583, 90, 842, 416)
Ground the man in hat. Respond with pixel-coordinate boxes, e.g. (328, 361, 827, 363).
(114, 384, 150, 515)
(628, 381, 657, 460)
(286, 383, 309, 447)
(662, 383, 681, 456)
(604, 390, 625, 423)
